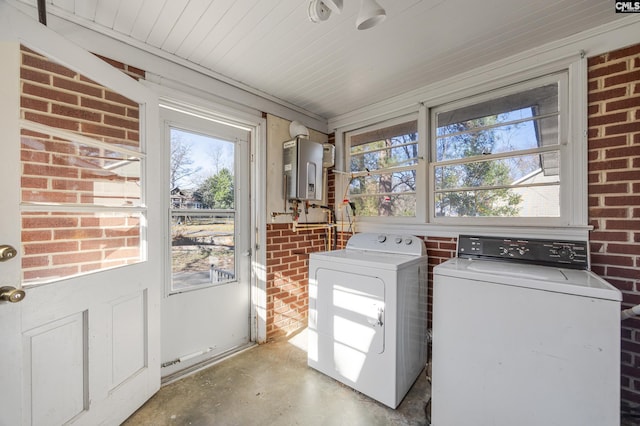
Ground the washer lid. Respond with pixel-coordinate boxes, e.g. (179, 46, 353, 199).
(467, 261, 567, 281)
(434, 258, 621, 301)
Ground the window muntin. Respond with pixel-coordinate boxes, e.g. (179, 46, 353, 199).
(432, 77, 564, 219)
(436, 116, 559, 161)
(347, 118, 418, 217)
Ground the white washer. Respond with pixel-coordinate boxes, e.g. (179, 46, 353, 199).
(308, 233, 428, 408)
(431, 235, 622, 426)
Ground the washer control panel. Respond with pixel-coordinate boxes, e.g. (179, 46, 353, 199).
(457, 235, 589, 269)
(346, 233, 425, 256)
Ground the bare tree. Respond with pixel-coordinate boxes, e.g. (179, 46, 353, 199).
(170, 134, 201, 189)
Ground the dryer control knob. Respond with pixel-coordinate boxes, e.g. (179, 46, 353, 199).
(558, 246, 575, 259)
(377, 235, 387, 243)
(405, 239, 413, 245)
(395, 237, 403, 244)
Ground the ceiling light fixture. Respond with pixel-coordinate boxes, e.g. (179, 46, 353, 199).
(308, 0, 332, 23)
(308, 0, 385, 30)
(356, 0, 386, 30)
(322, 0, 344, 14)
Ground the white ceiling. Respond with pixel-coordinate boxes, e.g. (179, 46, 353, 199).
(11, 0, 628, 120)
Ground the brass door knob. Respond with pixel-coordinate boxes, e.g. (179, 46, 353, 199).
(0, 286, 26, 303)
(0, 245, 17, 262)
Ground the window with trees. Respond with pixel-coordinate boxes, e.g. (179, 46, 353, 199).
(169, 126, 237, 292)
(347, 117, 418, 217)
(431, 73, 565, 220)
(343, 72, 573, 227)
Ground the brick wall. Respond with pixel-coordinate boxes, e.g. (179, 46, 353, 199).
(587, 42, 640, 408)
(424, 237, 457, 324)
(265, 224, 327, 338)
(19, 45, 144, 282)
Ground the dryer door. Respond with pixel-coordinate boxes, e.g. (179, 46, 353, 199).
(315, 269, 385, 362)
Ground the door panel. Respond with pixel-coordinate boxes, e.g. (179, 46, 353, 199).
(110, 291, 147, 387)
(25, 311, 86, 426)
(160, 106, 252, 378)
(0, 4, 160, 425)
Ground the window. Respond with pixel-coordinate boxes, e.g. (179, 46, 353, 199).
(20, 46, 145, 284)
(347, 116, 419, 217)
(340, 69, 582, 232)
(169, 126, 237, 292)
(431, 73, 566, 221)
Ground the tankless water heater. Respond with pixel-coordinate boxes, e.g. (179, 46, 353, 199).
(283, 137, 323, 201)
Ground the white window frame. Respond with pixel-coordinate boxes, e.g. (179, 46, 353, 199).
(429, 72, 569, 227)
(344, 113, 423, 222)
(335, 55, 588, 239)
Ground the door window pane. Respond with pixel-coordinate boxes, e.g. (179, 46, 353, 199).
(21, 130, 141, 206)
(21, 45, 141, 151)
(169, 127, 236, 292)
(21, 211, 141, 283)
(171, 213, 235, 290)
(19, 45, 145, 285)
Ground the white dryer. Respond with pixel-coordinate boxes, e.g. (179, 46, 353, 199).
(308, 233, 428, 409)
(432, 235, 622, 426)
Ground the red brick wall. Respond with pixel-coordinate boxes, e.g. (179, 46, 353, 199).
(587, 42, 640, 407)
(424, 237, 457, 324)
(19, 45, 144, 282)
(266, 224, 327, 339)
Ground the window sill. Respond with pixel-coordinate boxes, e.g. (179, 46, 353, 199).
(345, 220, 591, 241)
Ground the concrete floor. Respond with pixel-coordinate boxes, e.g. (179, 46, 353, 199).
(123, 329, 431, 426)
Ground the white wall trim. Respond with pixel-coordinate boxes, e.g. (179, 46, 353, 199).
(253, 119, 268, 343)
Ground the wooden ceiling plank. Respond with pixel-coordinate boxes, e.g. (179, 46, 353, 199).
(113, 0, 145, 35)
(144, 0, 189, 48)
(185, 0, 238, 64)
(73, 0, 97, 20)
(93, 0, 120, 28)
(161, 0, 215, 54)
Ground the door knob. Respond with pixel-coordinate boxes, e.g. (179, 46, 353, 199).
(0, 286, 26, 303)
(0, 245, 17, 262)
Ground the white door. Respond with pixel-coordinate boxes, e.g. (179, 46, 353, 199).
(160, 105, 253, 379)
(0, 4, 161, 425)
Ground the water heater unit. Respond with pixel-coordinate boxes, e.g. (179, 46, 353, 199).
(283, 137, 323, 201)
